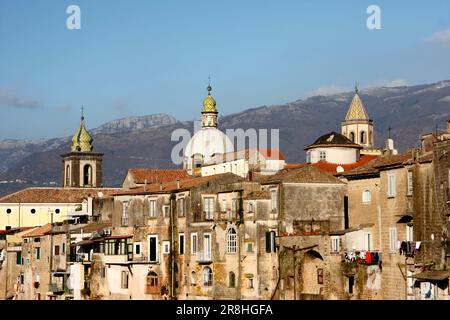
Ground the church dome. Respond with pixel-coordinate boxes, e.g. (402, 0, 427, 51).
(305, 132, 362, 150)
(184, 127, 233, 163)
(71, 116, 93, 152)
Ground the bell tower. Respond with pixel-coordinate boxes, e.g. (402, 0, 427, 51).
(61, 108, 103, 188)
(341, 85, 375, 150)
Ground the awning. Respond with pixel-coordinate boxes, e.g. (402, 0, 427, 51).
(103, 235, 132, 240)
(412, 270, 450, 281)
(75, 240, 94, 246)
(396, 214, 413, 223)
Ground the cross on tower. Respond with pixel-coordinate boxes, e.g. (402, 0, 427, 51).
(81, 105, 84, 121)
(388, 126, 392, 139)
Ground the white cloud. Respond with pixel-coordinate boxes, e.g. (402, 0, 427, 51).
(382, 79, 409, 87)
(308, 85, 349, 97)
(0, 87, 40, 109)
(426, 28, 450, 46)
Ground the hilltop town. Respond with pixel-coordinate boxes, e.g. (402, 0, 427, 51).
(0, 85, 449, 300)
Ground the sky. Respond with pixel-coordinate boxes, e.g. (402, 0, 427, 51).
(0, 0, 449, 140)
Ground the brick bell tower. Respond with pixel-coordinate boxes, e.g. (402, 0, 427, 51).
(61, 108, 103, 188)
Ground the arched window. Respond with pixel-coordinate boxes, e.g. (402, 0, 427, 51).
(369, 131, 373, 145)
(227, 228, 237, 253)
(191, 271, 196, 285)
(349, 132, 355, 143)
(360, 131, 366, 144)
(248, 202, 254, 212)
(65, 165, 70, 186)
(229, 271, 236, 288)
(362, 190, 371, 203)
(83, 164, 92, 186)
(202, 267, 213, 287)
(146, 271, 159, 294)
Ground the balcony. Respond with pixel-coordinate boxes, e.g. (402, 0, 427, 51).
(48, 283, 64, 293)
(196, 251, 212, 263)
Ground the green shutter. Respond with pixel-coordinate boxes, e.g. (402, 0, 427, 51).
(265, 232, 271, 253)
(16, 252, 22, 265)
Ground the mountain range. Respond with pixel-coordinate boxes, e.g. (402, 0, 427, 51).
(1, 80, 449, 196)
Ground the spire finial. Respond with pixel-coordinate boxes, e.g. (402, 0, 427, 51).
(81, 105, 84, 121)
(355, 83, 359, 94)
(207, 76, 212, 95)
(388, 126, 392, 139)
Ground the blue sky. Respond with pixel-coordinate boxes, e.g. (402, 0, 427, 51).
(0, 0, 449, 140)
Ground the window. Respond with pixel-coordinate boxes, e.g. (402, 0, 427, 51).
(55, 209, 60, 214)
(348, 276, 354, 294)
(105, 238, 129, 255)
(204, 197, 214, 220)
(406, 224, 414, 242)
(227, 229, 237, 253)
(221, 199, 227, 212)
(146, 271, 159, 293)
(16, 252, 22, 265)
(163, 206, 170, 218)
(229, 272, 236, 288)
(20, 274, 24, 285)
(62, 243, 66, 254)
(34, 237, 40, 243)
(389, 227, 398, 253)
(319, 151, 327, 161)
(162, 241, 170, 254)
(362, 190, 371, 203)
(149, 200, 156, 217)
(6, 208, 11, 214)
(101, 266, 107, 278)
(134, 243, 141, 256)
(248, 202, 254, 212)
(202, 267, 213, 287)
(194, 160, 202, 168)
(360, 131, 366, 144)
(179, 234, 185, 255)
(65, 165, 70, 186)
(231, 199, 238, 217)
(54, 245, 60, 256)
(203, 234, 212, 260)
(190, 271, 196, 285)
(248, 278, 254, 289)
(121, 271, 129, 289)
(24, 238, 28, 244)
(178, 198, 185, 217)
(31, 209, 36, 214)
(331, 236, 340, 253)
(122, 201, 129, 226)
(364, 232, 372, 251)
(191, 233, 198, 254)
(306, 151, 311, 163)
(148, 235, 158, 263)
(349, 132, 355, 143)
(270, 189, 278, 212)
(83, 164, 93, 186)
(388, 173, 396, 197)
(265, 231, 276, 253)
(407, 171, 413, 196)
(247, 242, 254, 253)
(35, 248, 40, 261)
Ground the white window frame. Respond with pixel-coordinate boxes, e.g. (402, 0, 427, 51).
(134, 242, 142, 256)
(247, 242, 254, 253)
(362, 190, 371, 203)
(221, 199, 227, 212)
(148, 235, 158, 263)
(319, 151, 326, 161)
(387, 173, 396, 198)
(389, 227, 398, 253)
(178, 198, 185, 217)
(306, 151, 311, 163)
(148, 199, 157, 217)
(202, 267, 213, 287)
(364, 232, 373, 251)
(179, 233, 185, 255)
(204, 197, 214, 220)
(203, 233, 212, 260)
(226, 229, 237, 254)
(191, 233, 198, 254)
(231, 199, 238, 216)
(270, 189, 278, 212)
(407, 171, 413, 196)
(248, 202, 254, 213)
(162, 241, 170, 255)
(331, 236, 340, 253)
(406, 224, 414, 242)
(122, 201, 129, 226)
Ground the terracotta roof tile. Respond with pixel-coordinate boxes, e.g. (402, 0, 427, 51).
(204, 148, 285, 166)
(263, 166, 345, 184)
(22, 224, 52, 238)
(0, 187, 121, 204)
(70, 222, 112, 234)
(128, 169, 189, 184)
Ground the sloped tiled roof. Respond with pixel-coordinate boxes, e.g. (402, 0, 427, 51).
(243, 190, 270, 200)
(263, 166, 345, 184)
(114, 172, 243, 196)
(70, 221, 112, 234)
(127, 169, 189, 184)
(345, 93, 369, 120)
(21, 224, 52, 238)
(204, 148, 285, 166)
(0, 188, 121, 204)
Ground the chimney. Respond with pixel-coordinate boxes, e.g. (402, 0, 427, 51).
(176, 179, 180, 189)
(160, 183, 163, 191)
(383, 138, 398, 156)
(144, 179, 147, 192)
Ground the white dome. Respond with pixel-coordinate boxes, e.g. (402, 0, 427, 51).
(184, 128, 233, 163)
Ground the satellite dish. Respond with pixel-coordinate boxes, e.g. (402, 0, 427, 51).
(98, 192, 104, 198)
(336, 166, 344, 173)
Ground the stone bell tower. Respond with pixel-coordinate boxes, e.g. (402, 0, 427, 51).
(61, 109, 103, 188)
